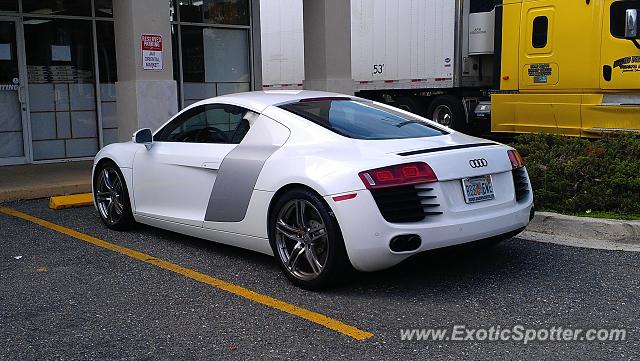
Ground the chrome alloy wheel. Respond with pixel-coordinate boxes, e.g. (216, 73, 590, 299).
(275, 199, 329, 281)
(95, 167, 125, 225)
(432, 104, 453, 127)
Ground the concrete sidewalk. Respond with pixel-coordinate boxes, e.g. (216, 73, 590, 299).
(0, 161, 92, 203)
(522, 211, 640, 251)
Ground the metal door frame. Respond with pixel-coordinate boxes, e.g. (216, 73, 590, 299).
(0, 15, 31, 166)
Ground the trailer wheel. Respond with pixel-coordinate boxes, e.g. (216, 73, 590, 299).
(394, 96, 427, 116)
(427, 95, 466, 131)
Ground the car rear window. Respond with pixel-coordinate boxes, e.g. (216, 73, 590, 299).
(279, 99, 448, 140)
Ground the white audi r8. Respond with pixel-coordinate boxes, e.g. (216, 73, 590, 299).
(92, 90, 534, 289)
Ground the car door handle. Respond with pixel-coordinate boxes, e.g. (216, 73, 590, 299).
(202, 162, 221, 170)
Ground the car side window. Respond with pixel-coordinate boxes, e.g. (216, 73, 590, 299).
(155, 104, 256, 144)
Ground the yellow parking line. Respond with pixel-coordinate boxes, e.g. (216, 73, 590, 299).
(0, 207, 374, 341)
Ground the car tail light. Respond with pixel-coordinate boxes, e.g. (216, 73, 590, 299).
(359, 162, 438, 189)
(507, 150, 525, 169)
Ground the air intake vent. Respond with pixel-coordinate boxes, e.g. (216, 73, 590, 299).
(512, 168, 530, 202)
(370, 184, 443, 223)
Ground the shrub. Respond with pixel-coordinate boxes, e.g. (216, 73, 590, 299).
(510, 133, 640, 215)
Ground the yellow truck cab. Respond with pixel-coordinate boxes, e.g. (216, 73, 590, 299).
(492, 0, 640, 136)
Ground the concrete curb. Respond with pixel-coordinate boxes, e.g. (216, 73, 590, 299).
(0, 183, 92, 203)
(524, 211, 640, 245)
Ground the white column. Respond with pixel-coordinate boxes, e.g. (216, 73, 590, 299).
(302, 0, 353, 95)
(114, 0, 178, 141)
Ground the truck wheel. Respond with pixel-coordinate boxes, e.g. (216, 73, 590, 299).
(427, 95, 466, 131)
(394, 96, 427, 116)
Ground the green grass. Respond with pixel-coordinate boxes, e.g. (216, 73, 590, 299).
(539, 208, 640, 221)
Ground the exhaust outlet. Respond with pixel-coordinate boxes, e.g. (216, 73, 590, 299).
(389, 234, 422, 252)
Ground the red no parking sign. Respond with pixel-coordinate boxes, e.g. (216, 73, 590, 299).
(141, 34, 163, 70)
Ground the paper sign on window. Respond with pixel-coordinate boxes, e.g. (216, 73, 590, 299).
(51, 45, 72, 62)
(0, 43, 11, 61)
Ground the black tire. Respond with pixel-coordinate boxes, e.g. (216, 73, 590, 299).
(394, 96, 428, 116)
(93, 160, 135, 230)
(268, 188, 351, 290)
(427, 95, 466, 131)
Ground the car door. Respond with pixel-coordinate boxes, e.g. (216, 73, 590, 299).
(132, 103, 256, 227)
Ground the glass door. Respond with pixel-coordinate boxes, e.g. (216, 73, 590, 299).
(0, 17, 28, 165)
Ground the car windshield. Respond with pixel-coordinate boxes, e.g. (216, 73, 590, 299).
(279, 99, 448, 140)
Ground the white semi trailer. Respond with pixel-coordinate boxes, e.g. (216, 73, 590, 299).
(350, 0, 497, 132)
(260, 0, 497, 131)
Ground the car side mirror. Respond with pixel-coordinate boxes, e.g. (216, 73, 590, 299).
(625, 9, 638, 39)
(133, 128, 153, 150)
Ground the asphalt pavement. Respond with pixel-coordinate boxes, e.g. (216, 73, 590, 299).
(1, 199, 639, 360)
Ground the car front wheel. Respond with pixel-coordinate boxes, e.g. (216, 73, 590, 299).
(269, 189, 350, 290)
(94, 161, 135, 230)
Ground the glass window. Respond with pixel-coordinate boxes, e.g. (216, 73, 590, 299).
(181, 26, 205, 82)
(97, 21, 117, 83)
(95, 0, 113, 18)
(24, 18, 94, 83)
(203, 28, 250, 82)
(532, 16, 549, 48)
(178, 0, 249, 25)
(23, 0, 91, 16)
(24, 18, 98, 160)
(180, 26, 250, 83)
(156, 104, 254, 144)
(279, 100, 448, 140)
(0, 0, 18, 12)
(0, 20, 18, 84)
(179, 26, 249, 104)
(610, 0, 640, 38)
(182, 26, 250, 82)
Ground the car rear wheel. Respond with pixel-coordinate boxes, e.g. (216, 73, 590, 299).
(94, 161, 135, 230)
(269, 189, 350, 290)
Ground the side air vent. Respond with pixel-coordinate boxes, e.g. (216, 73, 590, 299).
(370, 184, 443, 223)
(512, 168, 530, 202)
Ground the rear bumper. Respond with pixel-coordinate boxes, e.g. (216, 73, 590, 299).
(326, 187, 533, 272)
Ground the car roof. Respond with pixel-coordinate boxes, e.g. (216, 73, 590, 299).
(196, 90, 359, 112)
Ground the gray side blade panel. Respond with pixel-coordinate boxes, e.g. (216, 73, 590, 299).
(204, 145, 279, 222)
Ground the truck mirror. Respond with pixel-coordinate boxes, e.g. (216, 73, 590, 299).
(625, 9, 638, 39)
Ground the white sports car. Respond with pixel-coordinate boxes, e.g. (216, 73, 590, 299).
(92, 90, 534, 289)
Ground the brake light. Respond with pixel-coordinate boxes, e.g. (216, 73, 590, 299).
(507, 150, 524, 169)
(359, 162, 438, 189)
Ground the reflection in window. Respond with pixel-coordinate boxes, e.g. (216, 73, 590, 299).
(178, 0, 249, 25)
(610, 0, 640, 38)
(95, 0, 114, 18)
(97, 21, 117, 83)
(22, 0, 91, 16)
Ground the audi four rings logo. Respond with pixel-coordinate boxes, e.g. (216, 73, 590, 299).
(469, 159, 488, 168)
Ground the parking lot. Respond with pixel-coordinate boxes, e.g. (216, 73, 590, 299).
(1, 199, 639, 360)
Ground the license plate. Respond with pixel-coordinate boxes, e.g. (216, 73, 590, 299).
(461, 175, 495, 204)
